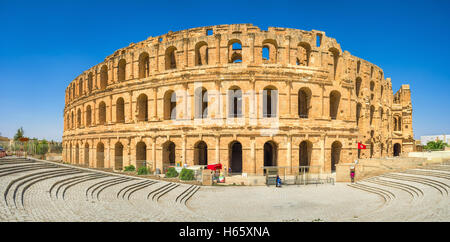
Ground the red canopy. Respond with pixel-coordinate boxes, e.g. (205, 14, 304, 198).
(206, 163, 222, 171)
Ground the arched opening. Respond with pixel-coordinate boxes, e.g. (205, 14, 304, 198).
(96, 142, 104, 168)
(195, 42, 208, 66)
(137, 94, 148, 121)
(228, 87, 242, 118)
(162, 141, 176, 168)
(114, 142, 123, 171)
(136, 141, 147, 169)
(299, 140, 312, 171)
(78, 79, 83, 97)
(329, 91, 341, 120)
(75, 144, 79, 164)
(297, 42, 311, 66)
(87, 72, 93, 92)
(228, 40, 242, 63)
(116, 97, 125, 123)
(100, 65, 108, 90)
(118, 59, 126, 81)
(138, 52, 150, 78)
(298, 87, 311, 118)
(194, 141, 208, 166)
(393, 143, 401, 156)
(355, 77, 362, 97)
(356, 103, 362, 126)
(77, 108, 81, 128)
(262, 39, 277, 63)
(165, 46, 177, 70)
(195, 87, 208, 119)
(370, 81, 375, 92)
(264, 141, 277, 167)
(164, 90, 177, 120)
(229, 141, 242, 174)
(331, 141, 342, 172)
(263, 86, 278, 118)
(379, 108, 384, 122)
(85, 105, 92, 126)
(71, 111, 74, 129)
(98, 102, 106, 125)
(84, 143, 89, 166)
(356, 60, 361, 74)
(329, 48, 340, 79)
(370, 105, 375, 125)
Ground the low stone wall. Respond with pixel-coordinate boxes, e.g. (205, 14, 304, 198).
(408, 151, 450, 162)
(335, 156, 436, 182)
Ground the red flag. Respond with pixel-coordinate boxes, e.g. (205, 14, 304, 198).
(358, 142, 366, 149)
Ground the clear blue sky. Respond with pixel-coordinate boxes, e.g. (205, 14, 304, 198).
(0, 0, 449, 141)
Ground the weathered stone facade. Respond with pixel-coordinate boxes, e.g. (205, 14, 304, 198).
(62, 24, 414, 175)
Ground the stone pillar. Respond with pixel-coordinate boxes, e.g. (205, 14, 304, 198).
(215, 34, 221, 65)
(320, 134, 326, 173)
(215, 135, 220, 164)
(153, 87, 158, 120)
(251, 137, 256, 174)
(152, 137, 157, 173)
(184, 37, 189, 68)
(287, 134, 292, 174)
(249, 33, 255, 64)
(130, 53, 134, 79)
(182, 134, 186, 165)
(154, 43, 159, 72)
(109, 95, 113, 124)
(285, 35, 291, 65)
(128, 91, 133, 123)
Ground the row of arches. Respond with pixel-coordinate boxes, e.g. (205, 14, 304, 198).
(66, 139, 344, 173)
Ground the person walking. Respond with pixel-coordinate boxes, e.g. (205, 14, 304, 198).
(350, 168, 355, 183)
(276, 175, 282, 187)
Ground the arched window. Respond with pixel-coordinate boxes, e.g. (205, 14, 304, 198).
(264, 141, 277, 167)
(86, 105, 92, 126)
(114, 142, 123, 170)
(118, 59, 126, 81)
(79, 78, 83, 96)
(298, 87, 311, 118)
(162, 141, 176, 167)
(299, 140, 312, 170)
(77, 108, 81, 128)
(228, 40, 242, 63)
(370, 105, 375, 125)
(194, 141, 208, 165)
(331, 141, 342, 172)
(229, 141, 242, 174)
(71, 111, 74, 129)
(195, 87, 208, 119)
(297, 42, 311, 66)
(329, 91, 341, 120)
(137, 94, 148, 121)
(138, 52, 150, 78)
(355, 77, 362, 97)
(228, 87, 242, 118)
(136, 141, 147, 169)
(263, 86, 278, 118)
(164, 90, 177, 120)
(98, 101, 106, 125)
(96, 142, 104, 168)
(356, 103, 362, 126)
(370, 81, 375, 92)
(356, 60, 361, 73)
(329, 48, 340, 79)
(100, 65, 108, 89)
(165, 46, 177, 70)
(262, 39, 277, 63)
(195, 42, 208, 66)
(116, 97, 125, 123)
(379, 107, 384, 122)
(87, 72, 93, 92)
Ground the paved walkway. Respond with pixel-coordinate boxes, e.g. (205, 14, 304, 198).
(0, 157, 449, 221)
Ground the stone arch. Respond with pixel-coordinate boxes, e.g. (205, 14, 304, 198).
(165, 46, 177, 70)
(116, 97, 125, 123)
(355, 77, 362, 97)
(228, 86, 242, 118)
(137, 94, 148, 121)
(263, 85, 278, 118)
(84, 142, 90, 166)
(228, 39, 242, 63)
(139, 52, 150, 78)
(118, 59, 126, 81)
(194, 140, 208, 166)
(297, 42, 311, 66)
(298, 87, 311, 118)
(75, 143, 79, 164)
(195, 41, 208, 66)
(229, 141, 242, 174)
(96, 142, 105, 168)
(263, 141, 278, 167)
(100, 65, 108, 89)
(114, 141, 124, 170)
(394, 143, 401, 156)
(162, 141, 176, 167)
(78, 78, 83, 96)
(98, 101, 106, 125)
(85, 105, 92, 126)
(329, 47, 340, 79)
(356, 60, 361, 73)
(299, 140, 312, 170)
(329, 90, 341, 120)
(136, 141, 147, 169)
(370, 81, 375, 92)
(195, 87, 208, 119)
(71, 111, 74, 129)
(331, 141, 342, 172)
(164, 90, 176, 120)
(356, 103, 362, 126)
(87, 72, 93, 92)
(77, 108, 82, 128)
(262, 39, 277, 63)
(370, 105, 375, 125)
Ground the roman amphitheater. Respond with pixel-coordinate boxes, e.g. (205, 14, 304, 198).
(62, 23, 415, 176)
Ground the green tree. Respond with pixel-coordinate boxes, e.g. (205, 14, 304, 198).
(14, 127, 24, 141)
(424, 140, 448, 150)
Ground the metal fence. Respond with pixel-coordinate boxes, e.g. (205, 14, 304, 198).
(263, 165, 334, 186)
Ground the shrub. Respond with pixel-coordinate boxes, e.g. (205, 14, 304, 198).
(179, 168, 195, 180)
(124, 165, 136, 172)
(137, 166, 149, 175)
(165, 167, 178, 178)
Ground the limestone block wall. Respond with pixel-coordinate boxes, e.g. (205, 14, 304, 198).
(62, 24, 414, 175)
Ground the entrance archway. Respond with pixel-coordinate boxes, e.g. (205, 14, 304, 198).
(299, 140, 312, 171)
(115, 142, 123, 170)
(96, 142, 104, 168)
(331, 141, 342, 172)
(264, 141, 277, 167)
(136, 141, 147, 169)
(229, 141, 242, 174)
(84, 143, 89, 166)
(163, 141, 176, 167)
(194, 141, 208, 165)
(394, 143, 401, 156)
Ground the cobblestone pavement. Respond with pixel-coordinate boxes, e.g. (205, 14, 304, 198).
(1, 157, 449, 221)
